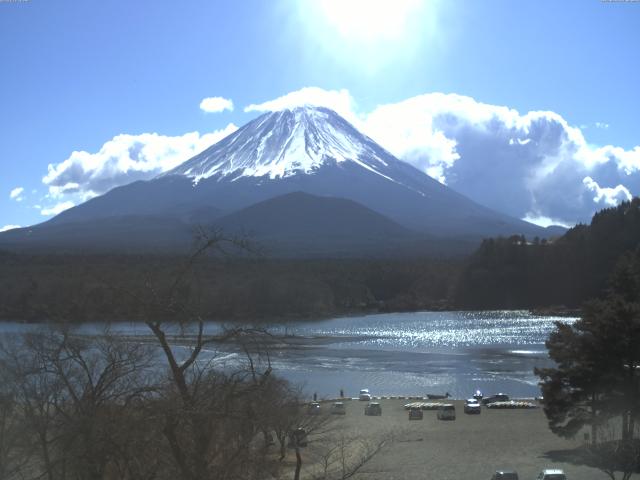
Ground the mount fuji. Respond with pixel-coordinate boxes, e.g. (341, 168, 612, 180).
(0, 106, 550, 255)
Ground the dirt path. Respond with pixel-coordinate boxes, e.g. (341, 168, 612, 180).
(291, 398, 637, 480)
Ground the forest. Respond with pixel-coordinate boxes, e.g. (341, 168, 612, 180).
(0, 251, 460, 323)
(455, 198, 640, 310)
(2, 198, 640, 323)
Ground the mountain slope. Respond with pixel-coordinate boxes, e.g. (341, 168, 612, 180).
(0, 193, 462, 256)
(212, 191, 444, 256)
(1, 106, 549, 254)
(215, 191, 413, 239)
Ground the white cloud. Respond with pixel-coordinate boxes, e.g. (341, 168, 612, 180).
(583, 176, 632, 207)
(356, 92, 639, 225)
(40, 201, 75, 217)
(41, 124, 238, 208)
(34, 88, 640, 227)
(522, 215, 571, 229)
(9, 187, 24, 202)
(244, 87, 358, 124)
(595, 122, 609, 130)
(248, 87, 640, 225)
(0, 225, 21, 232)
(199, 96, 234, 113)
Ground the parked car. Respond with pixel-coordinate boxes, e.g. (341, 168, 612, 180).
(491, 470, 518, 480)
(464, 398, 481, 414)
(473, 389, 483, 402)
(359, 388, 372, 401)
(482, 393, 510, 405)
(288, 428, 308, 447)
(437, 403, 456, 420)
(408, 406, 423, 420)
(307, 402, 321, 415)
(364, 402, 382, 416)
(536, 469, 566, 480)
(330, 401, 346, 415)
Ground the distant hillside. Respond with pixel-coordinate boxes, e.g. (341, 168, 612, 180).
(455, 198, 640, 309)
(212, 191, 462, 257)
(0, 192, 476, 257)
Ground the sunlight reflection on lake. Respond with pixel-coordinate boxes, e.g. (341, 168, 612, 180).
(0, 310, 576, 399)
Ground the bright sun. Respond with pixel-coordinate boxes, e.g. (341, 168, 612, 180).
(296, 0, 438, 72)
(317, 0, 424, 43)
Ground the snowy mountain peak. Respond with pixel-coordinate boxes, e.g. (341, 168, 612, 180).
(161, 106, 400, 184)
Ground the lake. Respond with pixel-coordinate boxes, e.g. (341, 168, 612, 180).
(0, 310, 575, 400)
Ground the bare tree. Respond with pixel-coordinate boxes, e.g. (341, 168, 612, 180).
(0, 326, 158, 480)
(117, 231, 288, 480)
(1, 230, 391, 480)
(307, 426, 390, 480)
(582, 421, 640, 480)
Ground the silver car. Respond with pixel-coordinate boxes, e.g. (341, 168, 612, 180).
(536, 469, 566, 480)
(464, 398, 481, 414)
(359, 389, 372, 401)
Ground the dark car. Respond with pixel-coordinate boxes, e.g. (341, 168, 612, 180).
(408, 406, 423, 420)
(491, 470, 519, 480)
(482, 393, 510, 405)
(365, 402, 382, 416)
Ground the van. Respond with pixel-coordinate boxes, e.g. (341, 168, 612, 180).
(437, 403, 456, 420)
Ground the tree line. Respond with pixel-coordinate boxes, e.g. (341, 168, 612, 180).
(455, 198, 640, 309)
(0, 252, 460, 323)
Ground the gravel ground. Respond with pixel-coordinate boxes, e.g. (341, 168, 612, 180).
(291, 398, 638, 480)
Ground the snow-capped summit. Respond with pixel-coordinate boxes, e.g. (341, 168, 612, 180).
(8, 104, 549, 254)
(162, 106, 401, 185)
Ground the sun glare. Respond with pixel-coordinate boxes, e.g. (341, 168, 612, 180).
(318, 0, 423, 43)
(295, 0, 438, 72)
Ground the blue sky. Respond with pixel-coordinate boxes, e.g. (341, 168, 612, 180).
(1, 0, 639, 229)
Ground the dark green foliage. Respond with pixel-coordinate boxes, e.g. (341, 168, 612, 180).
(536, 249, 640, 444)
(0, 253, 461, 323)
(456, 198, 640, 309)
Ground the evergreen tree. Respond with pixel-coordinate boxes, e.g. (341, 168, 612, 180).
(536, 249, 640, 443)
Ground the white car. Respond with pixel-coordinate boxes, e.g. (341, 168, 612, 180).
(359, 389, 372, 401)
(536, 469, 566, 480)
(464, 398, 481, 414)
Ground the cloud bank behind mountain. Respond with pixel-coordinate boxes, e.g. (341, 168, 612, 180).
(38, 88, 640, 227)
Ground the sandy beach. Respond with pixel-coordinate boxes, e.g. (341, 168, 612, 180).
(287, 398, 637, 480)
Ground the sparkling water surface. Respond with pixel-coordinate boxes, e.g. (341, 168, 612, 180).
(0, 311, 576, 400)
